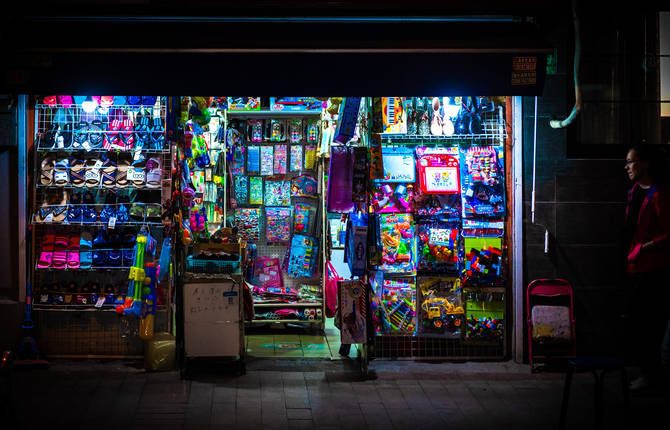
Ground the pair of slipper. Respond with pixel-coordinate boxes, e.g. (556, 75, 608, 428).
(73, 119, 105, 150)
(37, 232, 81, 269)
(105, 119, 136, 150)
(134, 116, 165, 150)
(35, 191, 68, 223)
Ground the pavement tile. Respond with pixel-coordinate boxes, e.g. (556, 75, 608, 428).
(288, 419, 316, 430)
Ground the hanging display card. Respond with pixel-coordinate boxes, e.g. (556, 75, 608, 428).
(287, 235, 319, 278)
(304, 145, 316, 170)
(382, 97, 407, 134)
(416, 218, 461, 275)
(333, 97, 362, 144)
(370, 182, 414, 213)
(290, 175, 318, 198)
(460, 146, 506, 217)
(265, 207, 291, 245)
(338, 280, 367, 344)
(274, 145, 287, 175)
(369, 133, 384, 180)
(232, 146, 245, 175)
(260, 146, 274, 176)
(234, 208, 261, 242)
(417, 148, 461, 194)
(371, 272, 416, 335)
(249, 177, 263, 205)
(234, 175, 248, 205)
(378, 213, 416, 274)
(264, 180, 291, 206)
(247, 145, 260, 175)
(462, 236, 503, 286)
(418, 277, 464, 338)
(380, 147, 415, 183)
(352, 146, 368, 202)
(290, 145, 303, 172)
(293, 203, 317, 235)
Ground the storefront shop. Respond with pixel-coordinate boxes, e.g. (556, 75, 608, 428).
(6, 11, 551, 370)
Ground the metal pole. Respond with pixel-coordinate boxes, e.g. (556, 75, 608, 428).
(512, 96, 524, 363)
(17, 95, 28, 304)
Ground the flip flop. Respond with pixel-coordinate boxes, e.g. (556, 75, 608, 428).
(135, 115, 151, 149)
(150, 117, 165, 150)
(70, 159, 86, 188)
(130, 159, 146, 188)
(93, 250, 108, 267)
(81, 206, 97, 224)
(67, 252, 80, 269)
(116, 204, 129, 223)
(40, 157, 54, 185)
(52, 251, 68, 269)
(101, 158, 117, 189)
(54, 233, 70, 251)
(120, 119, 136, 150)
(116, 155, 132, 188)
(99, 205, 116, 224)
(68, 233, 80, 250)
(145, 157, 162, 188)
(35, 205, 53, 223)
(93, 230, 108, 249)
(122, 248, 135, 266)
(67, 205, 82, 224)
(51, 205, 68, 223)
(37, 251, 52, 269)
(41, 232, 56, 251)
(53, 158, 70, 186)
(85, 158, 101, 188)
(80, 232, 93, 269)
(104, 119, 122, 150)
(146, 204, 161, 221)
(88, 120, 105, 149)
(73, 121, 89, 149)
(129, 203, 145, 222)
(108, 250, 122, 267)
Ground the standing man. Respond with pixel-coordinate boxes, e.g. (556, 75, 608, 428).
(624, 144, 670, 390)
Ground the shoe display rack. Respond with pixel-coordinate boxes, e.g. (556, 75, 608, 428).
(29, 99, 173, 356)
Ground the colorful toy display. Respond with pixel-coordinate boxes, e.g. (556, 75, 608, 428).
(462, 235, 503, 286)
(293, 203, 317, 235)
(378, 213, 416, 274)
(418, 277, 463, 338)
(382, 97, 407, 134)
(270, 97, 322, 112)
(260, 146, 274, 175)
(460, 146, 505, 217)
(465, 288, 504, 342)
(413, 189, 462, 219)
(231, 145, 245, 175)
(291, 175, 318, 198)
(249, 177, 263, 204)
(416, 218, 461, 275)
(234, 175, 248, 205)
(247, 145, 260, 174)
(227, 97, 260, 111)
(253, 256, 284, 290)
(265, 207, 291, 244)
(290, 145, 303, 172)
(274, 145, 287, 174)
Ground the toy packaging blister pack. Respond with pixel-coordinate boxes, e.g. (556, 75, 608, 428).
(382, 97, 407, 134)
(338, 280, 367, 344)
(462, 220, 504, 286)
(290, 145, 303, 172)
(416, 217, 461, 275)
(370, 182, 414, 213)
(464, 288, 504, 343)
(460, 146, 505, 217)
(418, 277, 464, 338)
(231, 146, 245, 175)
(247, 145, 260, 175)
(265, 207, 291, 245)
(293, 203, 317, 236)
(234, 208, 261, 243)
(274, 145, 287, 175)
(287, 234, 319, 278)
(264, 180, 291, 206)
(370, 272, 416, 335)
(413, 189, 462, 219)
(378, 213, 416, 274)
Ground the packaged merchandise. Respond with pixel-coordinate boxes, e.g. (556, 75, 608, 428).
(378, 213, 416, 274)
(418, 277, 464, 338)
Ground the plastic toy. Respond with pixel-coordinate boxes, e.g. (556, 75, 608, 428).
(248, 119, 263, 142)
(378, 213, 416, 274)
(265, 119, 285, 142)
(462, 221, 504, 286)
(270, 97, 322, 112)
(465, 288, 504, 342)
(416, 218, 461, 275)
(287, 235, 319, 278)
(370, 183, 414, 213)
(140, 265, 157, 340)
(372, 274, 416, 334)
(382, 97, 407, 134)
(115, 234, 147, 317)
(289, 119, 303, 143)
(379, 147, 415, 183)
(293, 203, 317, 235)
(460, 146, 505, 217)
(418, 277, 463, 337)
(417, 149, 460, 194)
(305, 119, 320, 143)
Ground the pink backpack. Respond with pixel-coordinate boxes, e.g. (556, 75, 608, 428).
(325, 261, 340, 318)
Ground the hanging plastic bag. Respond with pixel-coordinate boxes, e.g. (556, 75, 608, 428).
(325, 260, 340, 318)
(158, 238, 172, 281)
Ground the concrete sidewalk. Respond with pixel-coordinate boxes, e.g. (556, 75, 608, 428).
(3, 357, 669, 430)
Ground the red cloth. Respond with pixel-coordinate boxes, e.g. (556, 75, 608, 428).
(626, 183, 670, 274)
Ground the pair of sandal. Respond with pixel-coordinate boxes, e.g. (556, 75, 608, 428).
(104, 119, 136, 150)
(35, 191, 68, 223)
(73, 119, 105, 150)
(134, 116, 165, 150)
(99, 204, 129, 224)
(37, 232, 80, 269)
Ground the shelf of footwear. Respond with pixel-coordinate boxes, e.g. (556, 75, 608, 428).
(248, 319, 323, 324)
(36, 146, 170, 154)
(35, 265, 132, 271)
(253, 302, 323, 307)
(31, 217, 164, 227)
(226, 110, 322, 118)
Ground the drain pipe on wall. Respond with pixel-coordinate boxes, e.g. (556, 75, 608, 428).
(550, 0, 582, 129)
(531, 96, 550, 254)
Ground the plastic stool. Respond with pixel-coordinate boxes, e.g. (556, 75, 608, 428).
(559, 357, 630, 430)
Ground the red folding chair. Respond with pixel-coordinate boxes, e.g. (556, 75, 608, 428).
(527, 279, 576, 371)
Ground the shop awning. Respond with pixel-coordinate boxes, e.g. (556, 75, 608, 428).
(2, 6, 553, 95)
